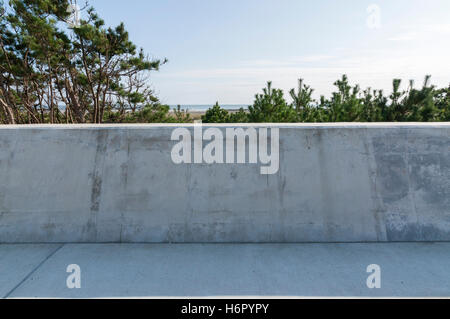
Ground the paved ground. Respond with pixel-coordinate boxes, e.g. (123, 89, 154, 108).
(1, 243, 450, 298)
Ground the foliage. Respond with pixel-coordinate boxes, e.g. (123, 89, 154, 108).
(0, 0, 165, 124)
(229, 108, 249, 123)
(201, 75, 449, 124)
(168, 105, 192, 123)
(247, 82, 297, 122)
(289, 78, 316, 122)
(201, 102, 230, 123)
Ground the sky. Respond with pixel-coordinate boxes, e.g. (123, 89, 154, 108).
(89, 0, 450, 105)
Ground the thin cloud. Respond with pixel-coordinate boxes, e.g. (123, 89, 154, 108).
(388, 32, 417, 42)
(388, 23, 450, 41)
(239, 55, 335, 68)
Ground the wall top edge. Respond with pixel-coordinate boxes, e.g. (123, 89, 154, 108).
(0, 123, 449, 130)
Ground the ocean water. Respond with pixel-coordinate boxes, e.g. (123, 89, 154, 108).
(169, 105, 248, 112)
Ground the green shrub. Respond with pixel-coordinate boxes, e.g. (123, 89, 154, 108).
(248, 82, 298, 122)
(202, 102, 230, 123)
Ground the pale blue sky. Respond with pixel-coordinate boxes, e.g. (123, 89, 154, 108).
(90, 0, 450, 104)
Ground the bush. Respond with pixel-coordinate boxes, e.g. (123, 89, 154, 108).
(202, 102, 230, 123)
(248, 82, 298, 122)
(201, 75, 449, 123)
(229, 108, 249, 123)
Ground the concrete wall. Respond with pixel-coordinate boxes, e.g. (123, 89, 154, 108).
(0, 123, 449, 243)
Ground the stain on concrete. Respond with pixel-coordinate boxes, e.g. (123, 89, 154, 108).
(375, 154, 410, 204)
(86, 129, 109, 240)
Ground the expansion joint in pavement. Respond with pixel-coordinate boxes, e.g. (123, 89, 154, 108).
(3, 244, 65, 298)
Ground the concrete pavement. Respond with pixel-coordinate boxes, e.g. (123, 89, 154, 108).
(1, 243, 450, 298)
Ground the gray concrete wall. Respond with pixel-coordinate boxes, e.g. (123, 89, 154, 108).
(0, 123, 449, 243)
